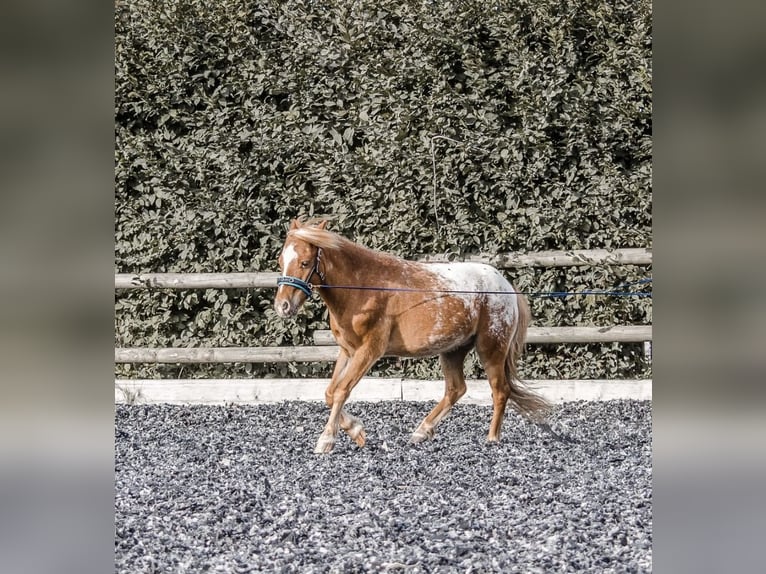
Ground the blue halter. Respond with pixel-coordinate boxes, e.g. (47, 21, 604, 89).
(276, 248, 324, 298)
(276, 275, 314, 297)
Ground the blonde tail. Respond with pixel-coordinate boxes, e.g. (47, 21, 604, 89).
(506, 290, 551, 421)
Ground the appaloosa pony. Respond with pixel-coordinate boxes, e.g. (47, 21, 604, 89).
(274, 219, 550, 453)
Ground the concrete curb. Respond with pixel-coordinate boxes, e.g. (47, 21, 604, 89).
(115, 378, 652, 405)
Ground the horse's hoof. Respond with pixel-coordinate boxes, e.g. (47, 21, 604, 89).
(314, 436, 336, 454)
(348, 421, 366, 447)
(410, 429, 432, 444)
(352, 428, 366, 448)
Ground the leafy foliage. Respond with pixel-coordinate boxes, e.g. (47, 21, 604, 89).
(115, 0, 652, 380)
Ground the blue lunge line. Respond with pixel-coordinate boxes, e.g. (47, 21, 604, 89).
(317, 285, 651, 298)
(278, 276, 652, 299)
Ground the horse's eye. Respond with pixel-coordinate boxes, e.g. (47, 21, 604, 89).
(300, 261, 310, 268)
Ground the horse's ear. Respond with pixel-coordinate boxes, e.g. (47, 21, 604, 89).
(289, 219, 301, 230)
(317, 220, 328, 230)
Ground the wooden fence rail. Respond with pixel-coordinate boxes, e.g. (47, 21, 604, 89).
(115, 326, 652, 364)
(417, 248, 652, 268)
(312, 326, 651, 346)
(115, 346, 340, 364)
(115, 248, 651, 290)
(115, 272, 281, 290)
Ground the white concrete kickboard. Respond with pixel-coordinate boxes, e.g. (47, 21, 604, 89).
(534, 379, 653, 402)
(400, 379, 651, 404)
(115, 378, 402, 405)
(400, 380, 493, 404)
(116, 379, 651, 405)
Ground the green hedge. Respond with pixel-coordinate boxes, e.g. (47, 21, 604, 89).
(115, 0, 652, 380)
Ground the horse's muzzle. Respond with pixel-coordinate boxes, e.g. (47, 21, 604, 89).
(274, 289, 309, 318)
(275, 298, 296, 318)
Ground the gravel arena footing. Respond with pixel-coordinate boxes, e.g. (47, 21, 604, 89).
(115, 400, 652, 573)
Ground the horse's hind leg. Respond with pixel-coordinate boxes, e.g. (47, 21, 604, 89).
(411, 346, 470, 443)
(483, 357, 511, 442)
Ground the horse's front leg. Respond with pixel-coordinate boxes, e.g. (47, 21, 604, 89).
(324, 349, 367, 448)
(316, 345, 381, 454)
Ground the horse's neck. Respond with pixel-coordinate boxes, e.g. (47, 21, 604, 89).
(320, 243, 396, 306)
(324, 242, 380, 284)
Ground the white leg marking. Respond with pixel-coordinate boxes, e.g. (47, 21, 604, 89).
(315, 433, 336, 454)
(411, 423, 435, 444)
(341, 412, 366, 447)
(348, 418, 365, 438)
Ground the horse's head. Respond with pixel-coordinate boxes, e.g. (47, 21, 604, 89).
(274, 219, 327, 318)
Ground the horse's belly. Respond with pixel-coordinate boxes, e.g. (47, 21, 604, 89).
(385, 297, 477, 357)
(386, 333, 472, 358)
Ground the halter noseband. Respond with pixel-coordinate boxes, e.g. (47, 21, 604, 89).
(276, 247, 325, 298)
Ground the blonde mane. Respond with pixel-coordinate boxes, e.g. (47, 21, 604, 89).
(288, 227, 349, 251)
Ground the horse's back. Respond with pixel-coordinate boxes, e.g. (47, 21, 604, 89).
(422, 261, 514, 294)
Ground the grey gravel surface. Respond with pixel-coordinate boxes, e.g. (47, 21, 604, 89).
(115, 400, 652, 573)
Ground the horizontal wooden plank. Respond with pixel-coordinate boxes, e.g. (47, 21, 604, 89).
(115, 272, 281, 290)
(115, 346, 340, 363)
(312, 325, 652, 346)
(115, 325, 652, 364)
(115, 378, 652, 405)
(115, 249, 652, 290)
(517, 325, 652, 343)
(418, 248, 652, 268)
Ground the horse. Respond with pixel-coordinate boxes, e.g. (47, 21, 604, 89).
(274, 218, 550, 454)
